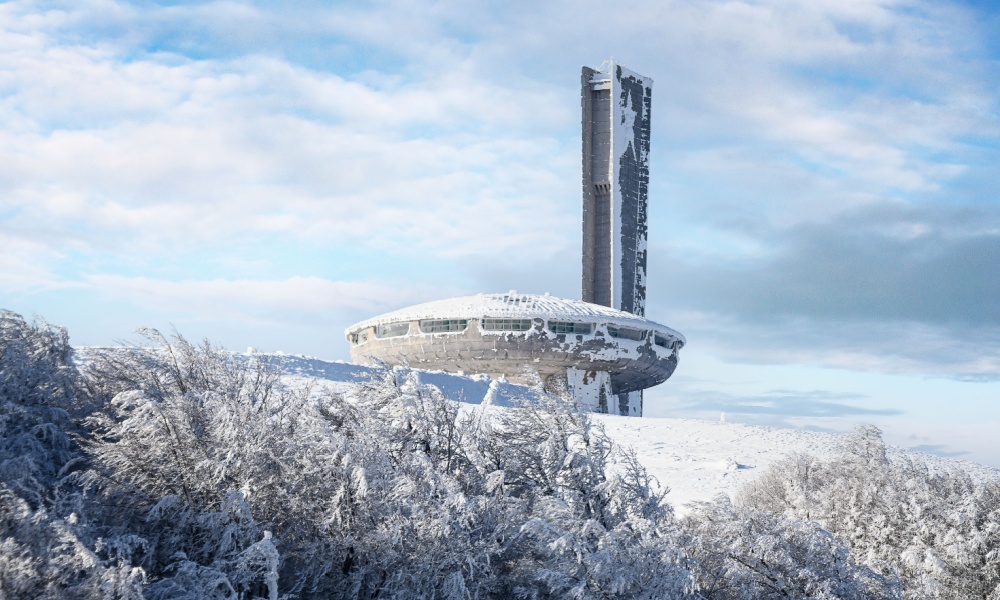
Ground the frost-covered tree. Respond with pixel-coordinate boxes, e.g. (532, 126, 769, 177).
(465, 392, 693, 597)
(314, 368, 513, 598)
(16, 310, 996, 599)
(309, 366, 698, 598)
(682, 495, 900, 599)
(0, 310, 83, 506)
(0, 310, 141, 599)
(82, 329, 348, 597)
(739, 425, 1000, 599)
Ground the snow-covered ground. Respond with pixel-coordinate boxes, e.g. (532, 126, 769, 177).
(593, 415, 998, 510)
(592, 416, 837, 510)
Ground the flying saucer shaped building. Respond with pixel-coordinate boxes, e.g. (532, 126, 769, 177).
(346, 292, 684, 415)
(346, 61, 682, 416)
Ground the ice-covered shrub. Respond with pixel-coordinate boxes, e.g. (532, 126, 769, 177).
(13, 310, 996, 599)
(0, 310, 140, 599)
(738, 425, 1000, 599)
(682, 494, 900, 599)
(82, 329, 347, 596)
(0, 310, 83, 506)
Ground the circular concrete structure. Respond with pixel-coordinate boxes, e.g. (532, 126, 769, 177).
(345, 292, 685, 414)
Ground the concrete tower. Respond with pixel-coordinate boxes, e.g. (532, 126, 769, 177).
(581, 61, 653, 414)
(345, 62, 683, 420)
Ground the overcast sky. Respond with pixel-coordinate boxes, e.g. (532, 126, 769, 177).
(2, 0, 998, 465)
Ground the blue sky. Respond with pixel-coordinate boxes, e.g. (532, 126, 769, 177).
(2, 0, 998, 465)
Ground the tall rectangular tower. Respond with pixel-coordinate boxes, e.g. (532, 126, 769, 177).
(581, 61, 652, 416)
(581, 62, 652, 317)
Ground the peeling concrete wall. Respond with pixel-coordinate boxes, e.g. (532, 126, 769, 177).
(566, 367, 612, 412)
(612, 64, 652, 318)
(349, 318, 679, 402)
(617, 390, 642, 417)
(582, 62, 652, 319)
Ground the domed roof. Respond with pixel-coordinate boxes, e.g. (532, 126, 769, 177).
(346, 292, 685, 342)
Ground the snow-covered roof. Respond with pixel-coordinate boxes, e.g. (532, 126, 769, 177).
(346, 292, 685, 342)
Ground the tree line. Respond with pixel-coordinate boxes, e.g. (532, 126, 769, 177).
(1, 309, 998, 598)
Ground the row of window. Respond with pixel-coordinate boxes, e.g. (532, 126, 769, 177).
(548, 320, 592, 334)
(352, 318, 677, 348)
(420, 319, 469, 334)
(481, 317, 532, 332)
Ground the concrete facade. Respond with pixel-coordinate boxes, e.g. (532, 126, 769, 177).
(345, 293, 683, 416)
(344, 62, 679, 418)
(581, 62, 654, 415)
(581, 62, 652, 319)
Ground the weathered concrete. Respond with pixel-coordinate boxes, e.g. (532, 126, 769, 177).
(349, 318, 679, 396)
(345, 293, 683, 415)
(581, 62, 652, 319)
(344, 62, 676, 418)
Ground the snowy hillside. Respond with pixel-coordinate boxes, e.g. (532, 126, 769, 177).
(593, 415, 1000, 510)
(269, 352, 1000, 511)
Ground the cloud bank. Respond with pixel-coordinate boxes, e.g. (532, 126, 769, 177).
(0, 0, 997, 383)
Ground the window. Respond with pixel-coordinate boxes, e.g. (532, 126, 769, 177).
(352, 330, 369, 345)
(606, 325, 645, 341)
(654, 333, 671, 348)
(548, 320, 592, 335)
(419, 319, 468, 334)
(376, 322, 410, 338)
(481, 317, 532, 332)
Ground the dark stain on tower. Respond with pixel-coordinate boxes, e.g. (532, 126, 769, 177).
(581, 61, 652, 318)
(581, 61, 653, 415)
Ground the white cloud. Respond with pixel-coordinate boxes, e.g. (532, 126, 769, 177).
(1, 0, 998, 378)
(85, 274, 450, 327)
(658, 308, 1000, 380)
(3, 0, 993, 255)
(0, 232, 82, 293)
(0, 24, 576, 263)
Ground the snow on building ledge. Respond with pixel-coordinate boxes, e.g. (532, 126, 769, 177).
(344, 292, 684, 416)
